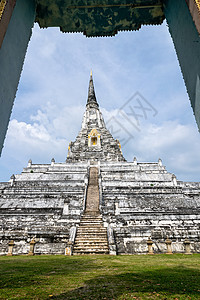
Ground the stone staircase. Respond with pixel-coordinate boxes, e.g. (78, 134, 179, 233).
(73, 167, 109, 255)
(73, 213, 109, 254)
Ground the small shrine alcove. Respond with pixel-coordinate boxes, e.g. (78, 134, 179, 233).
(88, 129, 101, 148)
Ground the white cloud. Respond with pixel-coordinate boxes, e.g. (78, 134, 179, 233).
(1, 96, 200, 182)
(124, 120, 200, 181)
(9, 119, 50, 142)
(3, 103, 85, 172)
(102, 104, 200, 181)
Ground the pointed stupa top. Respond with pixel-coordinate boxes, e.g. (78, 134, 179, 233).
(87, 70, 99, 107)
(66, 72, 126, 163)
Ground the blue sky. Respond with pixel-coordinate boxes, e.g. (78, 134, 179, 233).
(0, 21, 200, 182)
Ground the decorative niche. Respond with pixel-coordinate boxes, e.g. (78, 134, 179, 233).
(88, 128, 101, 148)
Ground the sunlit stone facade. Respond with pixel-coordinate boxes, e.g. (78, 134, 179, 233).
(0, 74, 200, 255)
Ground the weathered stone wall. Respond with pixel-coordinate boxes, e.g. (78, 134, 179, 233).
(0, 163, 88, 255)
(0, 160, 200, 255)
(100, 161, 200, 254)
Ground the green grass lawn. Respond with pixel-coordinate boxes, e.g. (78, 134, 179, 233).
(0, 254, 200, 300)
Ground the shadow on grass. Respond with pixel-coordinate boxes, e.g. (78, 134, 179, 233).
(0, 256, 102, 289)
(0, 256, 200, 299)
(52, 266, 200, 300)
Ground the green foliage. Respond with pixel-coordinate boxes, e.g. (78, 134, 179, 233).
(0, 254, 199, 299)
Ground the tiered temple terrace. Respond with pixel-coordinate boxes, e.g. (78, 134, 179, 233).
(1, 74, 200, 256)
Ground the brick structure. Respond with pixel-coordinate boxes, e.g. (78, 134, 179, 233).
(0, 74, 200, 255)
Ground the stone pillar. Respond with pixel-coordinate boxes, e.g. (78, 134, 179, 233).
(7, 240, 14, 256)
(28, 238, 36, 256)
(107, 226, 117, 255)
(115, 202, 120, 215)
(158, 158, 162, 167)
(184, 239, 192, 254)
(147, 237, 154, 255)
(0, 0, 36, 155)
(65, 242, 73, 256)
(67, 142, 72, 160)
(172, 174, 177, 186)
(65, 226, 77, 255)
(84, 175, 88, 185)
(62, 203, 69, 215)
(133, 157, 137, 165)
(10, 174, 15, 186)
(28, 159, 32, 168)
(165, 237, 173, 254)
(51, 158, 55, 166)
(97, 134, 101, 148)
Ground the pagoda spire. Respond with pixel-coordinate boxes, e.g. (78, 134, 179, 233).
(87, 70, 99, 107)
(66, 72, 126, 163)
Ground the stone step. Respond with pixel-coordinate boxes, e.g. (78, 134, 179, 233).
(81, 216, 101, 219)
(73, 167, 109, 255)
(79, 227, 104, 230)
(81, 214, 101, 217)
(76, 228, 106, 232)
(78, 225, 106, 229)
(73, 250, 109, 255)
(79, 221, 103, 223)
(74, 242, 108, 247)
(77, 227, 107, 230)
(76, 231, 107, 234)
(78, 225, 104, 228)
(76, 234, 107, 238)
(79, 225, 103, 228)
(74, 240, 108, 244)
(77, 232, 106, 235)
(81, 216, 102, 219)
(75, 237, 107, 241)
(80, 221, 103, 224)
(80, 220, 102, 222)
(76, 238, 107, 241)
(81, 217, 102, 220)
(83, 212, 100, 216)
(76, 231, 107, 235)
(79, 223, 106, 226)
(80, 221, 102, 224)
(80, 220, 102, 223)
(77, 228, 107, 235)
(77, 233, 107, 237)
(74, 244, 108, 248)
(73, 246, 109, 251)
